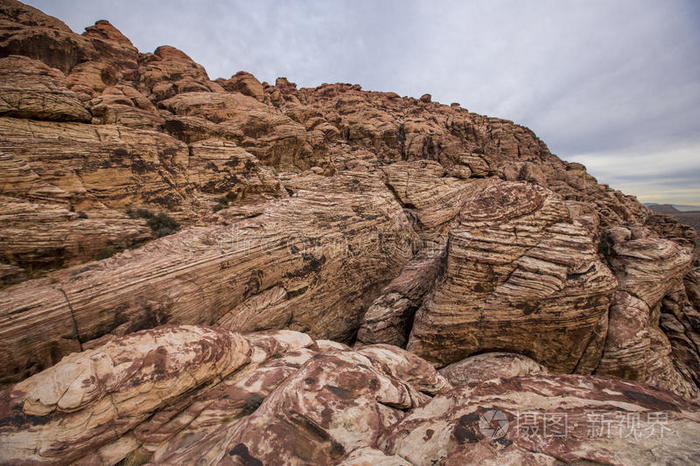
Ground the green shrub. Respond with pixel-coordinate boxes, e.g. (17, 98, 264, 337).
(126, 208, 180, 238)
(147, 212, 179, 238)
(212, 196, 230, 212)
(96, 246, 118, 260)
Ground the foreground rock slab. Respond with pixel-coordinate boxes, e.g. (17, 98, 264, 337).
(382, 374, 700, 465)
(1, 325, 698, 465)
(0, 325, 450, 465)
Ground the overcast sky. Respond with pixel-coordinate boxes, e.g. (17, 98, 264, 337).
(26, 0, 700, 205)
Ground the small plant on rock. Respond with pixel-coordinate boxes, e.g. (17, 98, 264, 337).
(126, 208, 180, 238)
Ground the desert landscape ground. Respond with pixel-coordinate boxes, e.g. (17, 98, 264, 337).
(0, 0, 698, 464)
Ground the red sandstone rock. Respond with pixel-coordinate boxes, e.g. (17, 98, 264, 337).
(0, 55, 91, 122)
(596, 226, 698, 398)
(440, 352, 549, 386)
(406, 179, 618, 373)
(0, 2, 698, 462)
(0, 172, 415, 384)
(217, 71, 265, 101)
(382, 374, 700, 465)
(1, 326, 698, 465)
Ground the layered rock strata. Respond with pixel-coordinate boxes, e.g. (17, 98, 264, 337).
(2, 325, 699, 465)
(0, 0, 697, 429)
(406, 179, 618, 373)
(0, 172, 414, 384)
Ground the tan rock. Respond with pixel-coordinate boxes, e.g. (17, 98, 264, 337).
(153, 343, 448, 464)
(217, 70, 265, 101)
(0, 117, 190, 209)
(187, 138, 285, 203)
(138, 45, 220, 101)
(0, 55, 91, 122)
(0, 172, 415, 383)
(596, 226, 698, 398)
(159, 90, 267, 123)
(0, 4, 698, 446)
(0, 195, 151, 272)
(357, 247, 444, 347)
(2, 325, 697, 465)
(0, 325, 251, 464)
(88, 84, 164, 128)
(440, 352, 549, 386)
(407, 179, 618, 372)
(0, 0, 98, 73)
(382, 160, 471, 233)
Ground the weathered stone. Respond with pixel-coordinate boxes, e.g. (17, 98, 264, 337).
(406, 179, 618, 372)
(0, 0, 98, 73)
(0, 55, 91, 121)
(382, 375, 700, 465)
(0, 117, 190, 210)
(152, 340, 449, 465)
(0, 324, 452, 465)
(138, 45, 221, 101)
(88, 84, 164, 128)
(0, 325, 251, 464)
(217, 70, 265, 101)
(357, 247, 444, 347)
(0, 3, 699, 462)
(0, 195, 151, 271)
(596, 226, 698, 398)
(0, 173, 414, 383)
(439, 352, 549, 386)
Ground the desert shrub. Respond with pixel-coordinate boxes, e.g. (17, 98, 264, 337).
(148, 212, 179, 238)
(126, 208, 180, 238)
(212, 196, 230, 212)
(240, 394, 264, 415)
(96, 246, 117, 260)
(126, 208, 154, 219)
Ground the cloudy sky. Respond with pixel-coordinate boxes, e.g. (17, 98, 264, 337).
(27, 0, 700, 205)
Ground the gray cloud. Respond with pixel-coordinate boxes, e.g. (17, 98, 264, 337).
(25, 0, 700, 205)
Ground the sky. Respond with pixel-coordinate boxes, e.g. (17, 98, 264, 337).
(26, 0, 700, 205)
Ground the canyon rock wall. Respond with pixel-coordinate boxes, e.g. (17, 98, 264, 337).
(0, 1, 698, 462)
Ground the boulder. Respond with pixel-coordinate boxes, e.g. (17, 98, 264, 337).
(217, 70, 265, 101)
(440, 352, 549, 386)
(406, 179, 618, 372)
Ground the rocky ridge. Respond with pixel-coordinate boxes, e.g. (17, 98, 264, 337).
(0, 1, 698, 464)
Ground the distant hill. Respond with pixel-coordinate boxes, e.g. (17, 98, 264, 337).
(647, 203, 681, 214)
(647, 204, 700, 259)
(646, 203, 700, 212)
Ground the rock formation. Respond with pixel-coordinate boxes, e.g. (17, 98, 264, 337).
(0, 0, 698, 463)
(2, 325, 699, 465)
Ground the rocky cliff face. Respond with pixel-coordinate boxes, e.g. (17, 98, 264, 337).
(0, 1, 698, 464)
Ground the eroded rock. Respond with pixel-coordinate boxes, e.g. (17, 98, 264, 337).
(0, 172, 415, 383)
(0, 325, 450, 465)
(439, 352, 549, 386)
(406, 179, 618, 372)
(382, 375, 700, 465)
